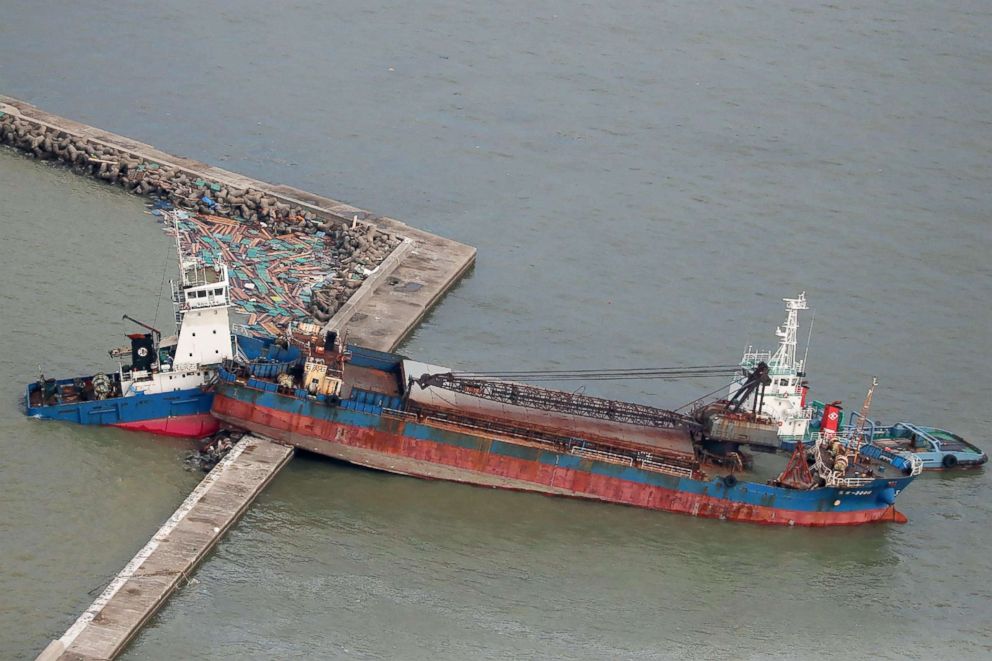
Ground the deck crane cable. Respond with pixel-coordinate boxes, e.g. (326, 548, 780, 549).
(451, 364, 742, 383)
(454, 363, 739, 375)
(674, 378, 745, 413)
(152, 239, 173, 333)
(450, 372, 741, 383)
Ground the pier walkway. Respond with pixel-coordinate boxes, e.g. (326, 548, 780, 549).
(37, 435, 294, 661)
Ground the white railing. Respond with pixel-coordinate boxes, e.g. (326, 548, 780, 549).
(568, 446, 694, 478)
(570, 446, 634, 466)
(810, 434, 916, 487)
(902, 453, 925, 476)
(741, 351, 772, 364)
(833, 475, 876, 488)
(740, 351, 797, 376)
(811, 432, 924, 478)
(639, 457, 695, 478)
(812, 447, 874, 487)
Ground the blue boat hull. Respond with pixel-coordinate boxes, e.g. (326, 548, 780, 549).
(25, 378, 218, 438)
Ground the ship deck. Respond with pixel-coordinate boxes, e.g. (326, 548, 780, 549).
(340, 363, 403, 399)
(435, 405, 696, 459)
(414, 404, 699, 467)
(873, 428, 978, 454)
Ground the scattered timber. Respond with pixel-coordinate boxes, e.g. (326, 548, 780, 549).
(0, 95, 476, 351)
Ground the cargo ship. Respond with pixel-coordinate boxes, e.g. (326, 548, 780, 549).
(24, 220, 243, 438)
(211, 313, 923, 526)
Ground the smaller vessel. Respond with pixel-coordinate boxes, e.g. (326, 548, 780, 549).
(24, 216, 237, 438)
(729, 293, 986, 471)
(820, 407, 987, 470)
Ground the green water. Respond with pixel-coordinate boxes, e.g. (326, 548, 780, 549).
(2, 0, 991, 658)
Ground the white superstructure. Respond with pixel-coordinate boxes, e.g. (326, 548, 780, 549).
(170, 258, 234, 372)
(732, 293, 812, 441)
(114, 212, 233, 397)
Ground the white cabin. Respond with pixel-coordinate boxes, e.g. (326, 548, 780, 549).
(171, 258, 234, 372)
(731, 293, 813, 441)
(116, 215, 234, 397)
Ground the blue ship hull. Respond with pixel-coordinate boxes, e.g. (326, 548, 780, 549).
(25, 377, 218, 438)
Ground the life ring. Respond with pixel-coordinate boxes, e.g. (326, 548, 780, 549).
(942, 454, 958, 469)
(723, 474, 738, 488)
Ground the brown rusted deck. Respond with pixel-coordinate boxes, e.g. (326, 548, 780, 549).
(36, 436, 293, 661)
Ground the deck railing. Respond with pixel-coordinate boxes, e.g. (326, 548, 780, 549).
(808, 432, 922, 486)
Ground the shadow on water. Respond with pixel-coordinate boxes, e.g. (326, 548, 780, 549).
(3, 0, 992, 654)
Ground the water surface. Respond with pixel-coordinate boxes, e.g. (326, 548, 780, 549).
(1, 1, 990, 658)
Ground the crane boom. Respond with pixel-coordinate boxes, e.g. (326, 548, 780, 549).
(413, 373, 701, 432)
(121, 314, 162, 343)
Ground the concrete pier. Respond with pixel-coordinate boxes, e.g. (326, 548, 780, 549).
(7, 94, 475, 658)
(0, 95, 475, 352)
(37, 435, 294, 661)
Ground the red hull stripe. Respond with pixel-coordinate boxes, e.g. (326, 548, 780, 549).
(212, 394, 906, 526)
(112, 413, 219, 438)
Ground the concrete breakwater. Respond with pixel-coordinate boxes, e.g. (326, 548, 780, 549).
(0, 106, 397, 324)
(0, 95, 476, 352)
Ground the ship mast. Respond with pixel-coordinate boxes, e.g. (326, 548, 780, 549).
(851, 377, 879, 467)
(854, 377, 878, 439)
(769, 292, 808, 372)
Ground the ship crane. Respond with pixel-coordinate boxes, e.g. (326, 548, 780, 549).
(849, 377, 879, 467)
(121, 314, 162, 344)
(110, 315, 164, 373)
(413, 373, 703, 433)
(725, 361, 771, 415)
